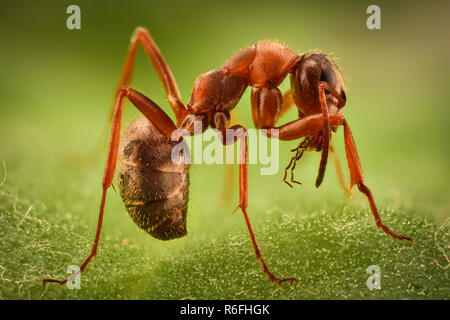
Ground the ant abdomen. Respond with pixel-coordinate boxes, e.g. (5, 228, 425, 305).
(117, 117, 190, 240)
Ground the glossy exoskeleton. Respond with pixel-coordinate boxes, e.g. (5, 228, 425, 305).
(118, 117, 190, 240)
(43, 28, 412, 288)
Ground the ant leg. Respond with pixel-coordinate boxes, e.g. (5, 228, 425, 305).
(277, 89, 297, 121)
(43, 87, 178, 287)
(251, 86, 282, 129)
(220, 126, 296, 285)
(315, 82, 331, 188)
(266, 115, 412, 242)
(283, 156, 295, 187)
(342, 120, 413, 242)
(112, 27, 188, 124)
(320, 82, 346, 108)
(253, 88, 297, 129)
(219, 164, 235, 207)
(289, 147, 306, 185)
(218, 111, 240, 207)
(252, 86, 302, 187)
(283, 139, 309, 187)
(330, 141, 351, 197)
(267, 113, 345, 141)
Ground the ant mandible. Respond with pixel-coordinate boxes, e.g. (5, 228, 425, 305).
(43, 27, 412, 287)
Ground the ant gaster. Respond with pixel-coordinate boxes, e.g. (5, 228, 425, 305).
(43, 28, 412, 287)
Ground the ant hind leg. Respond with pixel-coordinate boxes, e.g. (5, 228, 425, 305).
(43, 87, 179, 287)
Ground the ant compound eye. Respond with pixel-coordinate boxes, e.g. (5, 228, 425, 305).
(320, 64, 337, 89)
(340, 90, 347, 103)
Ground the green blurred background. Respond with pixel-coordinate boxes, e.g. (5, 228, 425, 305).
(0, 0, 449, 299)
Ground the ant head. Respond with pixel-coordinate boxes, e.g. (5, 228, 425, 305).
(291, 51, 346, 116)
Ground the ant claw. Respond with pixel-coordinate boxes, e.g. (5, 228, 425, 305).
(274, 277, 297, 285)
(283, 180, 293, 188)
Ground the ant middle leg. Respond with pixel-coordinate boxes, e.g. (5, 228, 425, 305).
(218, 125, 296, 285)
(218, 111, 241, 207)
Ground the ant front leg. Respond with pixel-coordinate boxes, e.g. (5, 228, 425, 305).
(275, 88, 348, 194)
(268, 113, 346, 141)
(218, 125, 296, 285)
(43, 87, 178, 287)
(266, 113, 412, 242)
(342, 120, 413, 242)
(217, 111, 242, 207)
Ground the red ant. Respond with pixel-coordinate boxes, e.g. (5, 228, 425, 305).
(43, 28, 412, 287)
